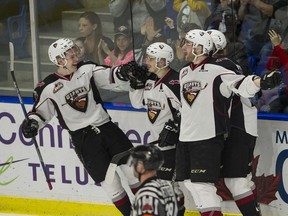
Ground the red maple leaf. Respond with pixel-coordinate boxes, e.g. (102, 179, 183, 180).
(251, 155, 281, 204)
(252, 172, 281, 204)
(216, 178, 233, 201)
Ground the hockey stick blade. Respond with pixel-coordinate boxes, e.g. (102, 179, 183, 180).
(104, 140, 160, 184)
(9, 42, 53, 190)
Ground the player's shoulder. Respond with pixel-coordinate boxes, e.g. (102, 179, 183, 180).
(35, 74, 58, 91)
(77, 61, 113, 76)
(208, 57, 242, 74)
(163, 69, 180, 86)
(77, 60, 97, 68)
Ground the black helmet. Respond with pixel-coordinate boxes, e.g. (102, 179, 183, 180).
(131, 145, 164, 171)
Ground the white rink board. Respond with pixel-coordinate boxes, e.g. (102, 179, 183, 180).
(0, 102, 288, 215)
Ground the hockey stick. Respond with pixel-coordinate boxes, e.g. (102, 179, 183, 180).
(104, 139, 159, 184)
(9, 42, 53, 190)
(129, 0, 135, 61)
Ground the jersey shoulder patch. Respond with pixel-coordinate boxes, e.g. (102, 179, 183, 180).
(33, 74, 59, 102)
(35, 74, 58, 91)
(209, 57, 242, 74)
(163, 70, 180, 86)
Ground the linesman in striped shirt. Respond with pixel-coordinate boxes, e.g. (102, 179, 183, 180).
(130, 145, 179, 216)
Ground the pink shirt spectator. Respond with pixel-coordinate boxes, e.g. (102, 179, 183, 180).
(104, 49, 134, 66)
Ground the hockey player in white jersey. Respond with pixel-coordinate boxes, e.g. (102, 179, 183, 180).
(20, 38, 142, 216)
(130, 145, 178, 216)
(127, 42, 185, 215)
(177, 29, 281, 216)
(207, 29, 262, 216)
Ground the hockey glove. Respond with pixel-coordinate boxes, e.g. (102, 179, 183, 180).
(116, 61, 141, 81)
(130, 78, 146, 89)
(260, 69, 282, 90)
(116, 64, 132, 81)
(22, 118, 39, 138)
(158, 119, 179, 147)
(129, 65, 148, 89)
(134, 65, 149, 82)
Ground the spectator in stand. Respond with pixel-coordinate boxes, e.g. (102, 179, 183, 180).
(0, 0, 23, 38)
(204, 0, 250, 75)
(109, 0, 167, 50)
(173, 0, 211, 30)
(266, 29, 288, 79)
(74, 37, 92, 62)
(164, 16, 179, 45)
(78, 11, 114, 64)
(262, 29, 288, 113)
(135, 16, 167, 64)
(238, 0, 288, 75)
(78, 12, 131, 104)
(98, 25, 134, 66)
(204, 0, 242, 38)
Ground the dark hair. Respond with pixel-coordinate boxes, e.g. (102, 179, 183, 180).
(113, 35, 133, 59)
(79, 11, 103, 62)
(113, 25, 132, 58)
(80, 11, 103, 35)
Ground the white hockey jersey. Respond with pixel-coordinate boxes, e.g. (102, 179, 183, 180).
(129, 69, 181, 148)
(179, 57, 260, 142)
(219, 57, 258, 137)
(230, 95, 258, 137)
(28, 61, 129, 131)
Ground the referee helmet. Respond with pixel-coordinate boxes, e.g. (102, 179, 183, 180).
(131, 145, 164, 171)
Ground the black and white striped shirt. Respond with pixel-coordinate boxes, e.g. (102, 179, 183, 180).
(132, 177, 178, 216)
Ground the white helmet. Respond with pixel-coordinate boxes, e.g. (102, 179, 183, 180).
(146, 42, 174, 68)
(185, 29, 213, 56)
(48, 38, 76, 66)
(206, 29, 227, 54)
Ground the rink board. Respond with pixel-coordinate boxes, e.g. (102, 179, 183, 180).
(0, 97, 288, 216)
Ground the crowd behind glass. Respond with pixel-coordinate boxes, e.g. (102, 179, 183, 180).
(0, 0, 287, 113)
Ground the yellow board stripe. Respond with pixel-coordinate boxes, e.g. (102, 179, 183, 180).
(0, 196, 241, 216)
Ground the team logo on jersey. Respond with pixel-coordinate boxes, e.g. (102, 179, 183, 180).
(182, 81, 207, 106)
(53, 82, 64, 93)
(65, 86, 89, 112)
(147, 99, 162, 124)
